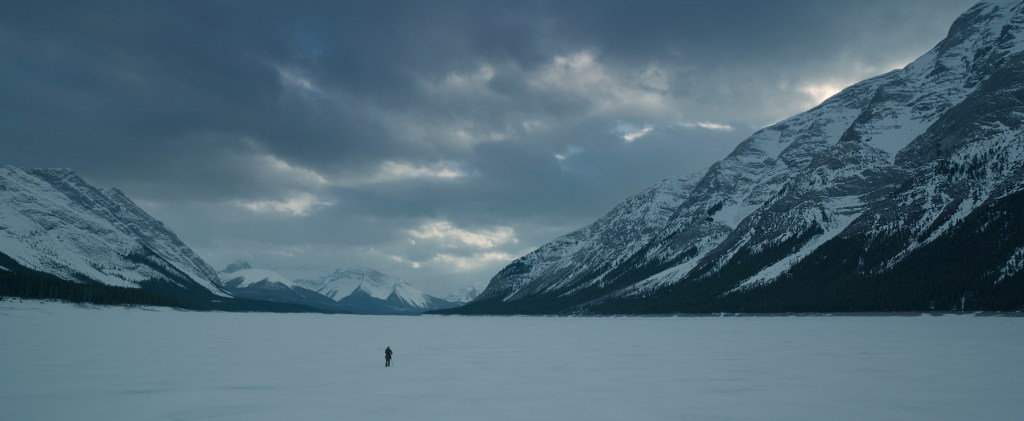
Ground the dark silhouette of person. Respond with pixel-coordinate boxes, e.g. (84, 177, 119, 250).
(385, 346, 393, 367)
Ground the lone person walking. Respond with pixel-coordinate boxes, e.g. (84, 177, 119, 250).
(385, 346, 393, 367)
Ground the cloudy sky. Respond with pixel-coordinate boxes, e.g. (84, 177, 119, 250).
(1, 0, 977, 296)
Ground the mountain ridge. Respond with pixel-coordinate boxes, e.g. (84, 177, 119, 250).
(221, 261, 458, 314)
(0, 166, 228, 299)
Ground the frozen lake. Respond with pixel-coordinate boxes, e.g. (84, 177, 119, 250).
(1, 300, 1022, 421)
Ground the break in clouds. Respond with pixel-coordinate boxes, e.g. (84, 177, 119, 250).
(0, 0, 975, 295)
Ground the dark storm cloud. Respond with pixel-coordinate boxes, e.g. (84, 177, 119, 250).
(2, 0, 972, 169)
(0, 0, 978, 294)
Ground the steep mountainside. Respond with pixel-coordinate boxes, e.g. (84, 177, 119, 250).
(0, 166, 227, 300)
(451, 0, 1024, 314)
(473, 174, 701, 304)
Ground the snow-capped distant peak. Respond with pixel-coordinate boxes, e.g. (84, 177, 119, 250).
(355, 277, 394, 300)
(219, 268, 292, 288)
(446, 284, 482, 304)
(389, 281, 430, 308)
(313, 266, 403, 300)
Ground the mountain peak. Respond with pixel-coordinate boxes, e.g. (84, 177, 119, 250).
(308, 266, 399, 300)
(355, 276, 395, 300)
(341, 266, 387, 276)
(388, 281, 431, 308)
(445, 284, 482, 304)
(219, 268, 291, 288)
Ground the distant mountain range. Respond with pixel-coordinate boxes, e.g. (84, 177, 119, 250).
(215, 263, 343, 312)
(0, 165, 470, 313)
(445, 0, 1024, 315)
(445, 284, 483, 304)
(219, 262, 461, 314)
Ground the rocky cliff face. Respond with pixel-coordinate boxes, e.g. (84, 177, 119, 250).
(454, 0, 1024, 314)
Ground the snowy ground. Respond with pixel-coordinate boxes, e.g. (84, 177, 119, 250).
(1, 300, 1022, 421)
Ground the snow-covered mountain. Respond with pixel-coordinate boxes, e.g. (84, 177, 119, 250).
(0, 166, 228, 301)
(445, 284, 482, 304)
(289, 266, 457, 314)
(337, 276, 457, 314)
(217, 262, 344, 312)
(222, 267, 291, 288)
(303, 267, 398, 301)
(387, 281, 456, 310)
(452, 0, 1024, 314)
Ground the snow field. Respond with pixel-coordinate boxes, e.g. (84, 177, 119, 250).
(1, 300, 1022, 421)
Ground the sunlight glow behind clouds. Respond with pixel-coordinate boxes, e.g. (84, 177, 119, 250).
(437, 64, 496, 93)
(235, 192, 333, 216)
(258, 155, 467, 188)
(388, 254, 423, 269)
(431, 252, 517, 272)
(257, 154, 330, 187)
(387, 221, 522, 273)
(408, 220, 516, 249)
(795, 58, 912, 107)
(622, 127, 654, 142)
(374, 161, 466, 182)
(554, 146, 584, 161)
(277, 67, 323, 96)
(678, 121, 734, 131)
(799, 82, 847, 105)
(531, 51, 669, 114)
